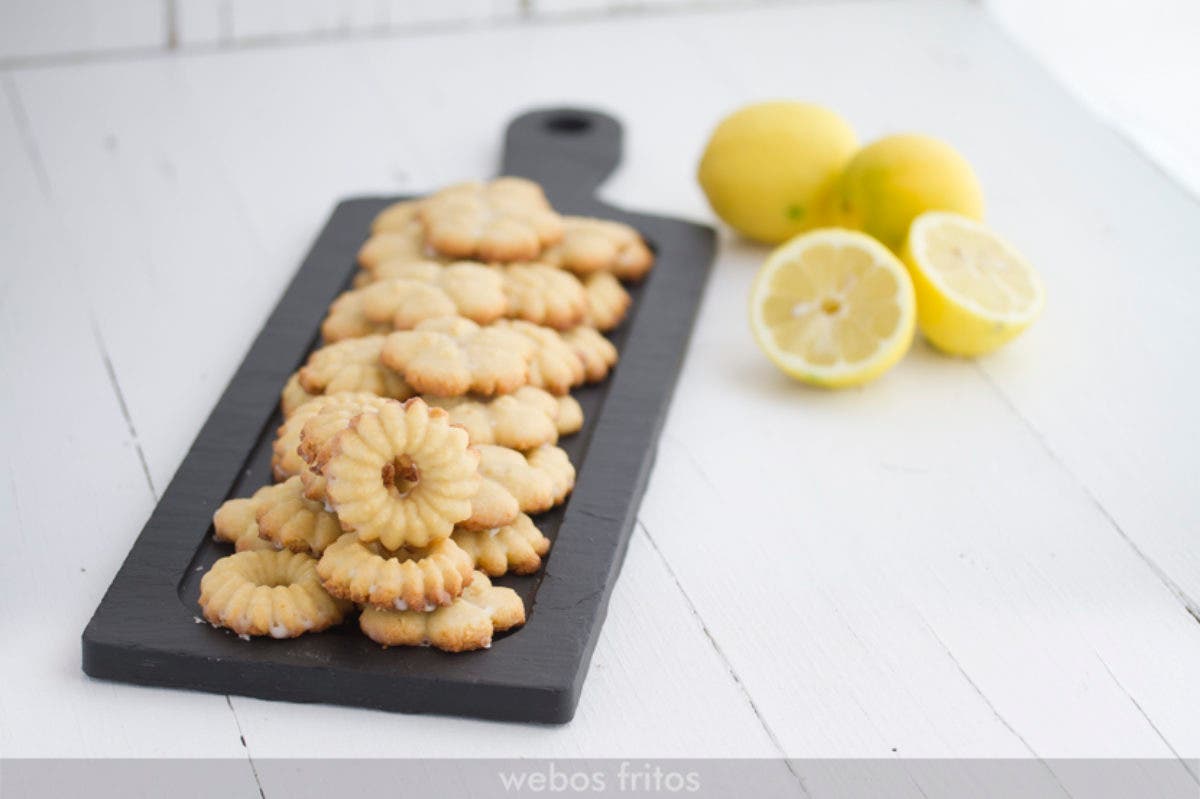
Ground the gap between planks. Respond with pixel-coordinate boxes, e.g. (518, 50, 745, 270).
(4, 73, 158, 501)
(636, 520, 808, 793)
(226, 695, 267, 799)
(971, 363, 1200, 785)
(973, 362, 1200, 625)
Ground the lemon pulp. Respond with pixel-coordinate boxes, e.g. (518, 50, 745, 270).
(750, 229, 916, 388)
(902, 211, 1043, 356)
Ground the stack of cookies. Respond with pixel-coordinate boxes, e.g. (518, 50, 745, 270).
(197, 177, 655, 652)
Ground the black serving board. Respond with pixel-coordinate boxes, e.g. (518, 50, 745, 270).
(81, 107, 716, 723)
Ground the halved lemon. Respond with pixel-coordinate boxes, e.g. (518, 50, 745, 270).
(749, 228, 916, 388)
(902, 211, 1044, 356)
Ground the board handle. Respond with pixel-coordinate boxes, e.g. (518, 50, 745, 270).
(500, 107, 622, 208)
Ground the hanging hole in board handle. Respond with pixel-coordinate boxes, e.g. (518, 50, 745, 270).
(544, 113, 593, 135)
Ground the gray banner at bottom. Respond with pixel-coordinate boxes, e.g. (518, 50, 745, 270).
(2, 758, 1197, 798)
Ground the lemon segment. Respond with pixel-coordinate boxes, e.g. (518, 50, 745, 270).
(902, 211, 1044, 356)
(749, 229, 916, 387)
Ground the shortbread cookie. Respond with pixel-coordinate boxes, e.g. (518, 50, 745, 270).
(322, 399, 480, 549)
(494, 319, 584, 395)
(542, 215, 655, 281)
(295, 396, 405, 502)
(199, 550, 349, 638)
(369, 199, 423, 235)
(381, 317, 531, 397)
(318, 533, 473, 610)
(320, 289, 392, 343)
(212, 487, 280, 552)
(583, 271, 631, 331)
(297, 336, 412, 399)
(359, 263, 508, 329)
(479, 385, 581, 437)
(500, 263, 588, 330)
(526, 444, 576, 507)
(425, 388, 563, 450)
(324, 282, 453, 342)
(461, 478, 521, 531)
(555, 393, 584, 436)
(476, 444, 575, 515)
(358, 224, 439, 271)
(358, 572, 525, 651)
(255, 476, 342, 555)
(352, 258, 444, 288)
(294, 395, 394, 474)
(419, 177, 563, 262)
(563, 325, 619, 383)
(272, 392, 390, 483)
(280, 373, 317, 418)
(452, 513, 551, 576)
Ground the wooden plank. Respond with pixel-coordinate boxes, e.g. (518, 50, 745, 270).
(0, 76, 250, 764)
(0, 0, 164, 63)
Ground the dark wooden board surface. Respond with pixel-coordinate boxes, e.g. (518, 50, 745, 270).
(81, 107, 716, 724)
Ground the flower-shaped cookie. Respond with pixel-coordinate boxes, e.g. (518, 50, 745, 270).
(272, 392, 390, 483)
(352, 258, 444, 289)
(199, 550, 350, 638)
(254, 476, 343, 555)
(494, 319, 584, 395)
(418, 177, 563, 262)
(369, 199, 423, 235)
(294, 396, 409, 502)
(452, 513, 551, 577)
(212, 487, 279, 552)
(461, 478, 521, 532)
(541, 215, 655, 281)
(297, 335, 412, 399)
(280, 373, 317, 418)
(425, 387, 564, 450)
(320, 290, 393, 343)
(499, 263, 588, 330)
(554, 393, 585, 436)
(358, 572, 525, 651)
(583, 271, 631, 332)
(358, 263, 508, 330)
(317, 533, 475, 610)
(380, 317, 531, 397)
(476, 444, 575, 515)
(563, 325, 619, 383)
(358, 210, 442, 270)
(321, 398, 480, 549)
(471, 385, 580, 437)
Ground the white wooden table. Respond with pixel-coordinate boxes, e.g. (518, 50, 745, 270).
(3, 0, 1198, 793)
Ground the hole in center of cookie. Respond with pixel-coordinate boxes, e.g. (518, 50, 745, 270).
(382, 454, 420, 497)
(544, 113, 591, 134)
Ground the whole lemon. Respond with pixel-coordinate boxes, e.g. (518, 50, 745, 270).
(830, 134, 984, 252)
(697, 101, 858, 244)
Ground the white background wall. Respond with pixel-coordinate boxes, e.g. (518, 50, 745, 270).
(985, 0, 1200, 198)
(1, 0, 1196, 196)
